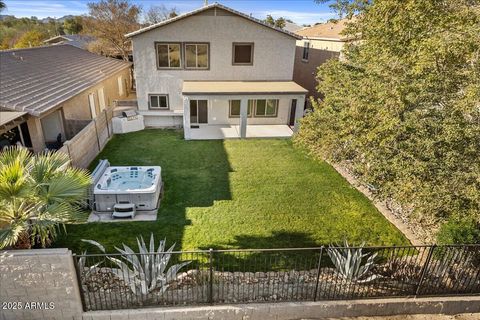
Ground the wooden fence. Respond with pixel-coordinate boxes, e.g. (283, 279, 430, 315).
(58, 108, 114, 168)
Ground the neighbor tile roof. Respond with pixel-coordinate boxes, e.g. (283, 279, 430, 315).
(44, 34, 96, 49)
(296, 19, 352, 40)
(0, 45, 131, 117)
(126, 3, 301, 40)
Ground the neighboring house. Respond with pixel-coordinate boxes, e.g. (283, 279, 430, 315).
(0, 45, 132, 152)
(293, 19, 350, 101)
(43, 34, 96, 50)
(126, 3, 307, 140)
(283, 21, 302, 33)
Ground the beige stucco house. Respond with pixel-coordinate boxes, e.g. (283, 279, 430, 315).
(126, 3, 307, 140)
(0, 45, 131, 152)
(293, 19, 351, 101)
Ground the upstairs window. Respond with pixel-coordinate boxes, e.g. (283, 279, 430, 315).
(149, 94, 169, 109)
(156, 43, 181, 68)
(232, 43, 254, 65)
(185, 43, 209, 69)
(302, 41, 310, 61)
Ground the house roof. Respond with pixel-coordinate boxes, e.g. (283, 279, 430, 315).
(296, 19, 352, 40)
(182, 81, 308, 95)
(126, 3, 302, 40)
(44, 34, 96, 49)
(284, 21, 302, 33)
(0, 45, 131, 117)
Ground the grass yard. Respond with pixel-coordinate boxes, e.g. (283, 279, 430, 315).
(54, 129, 409, 253)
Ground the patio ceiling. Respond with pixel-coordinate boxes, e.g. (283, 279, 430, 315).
(0, 111, 28, 133)
(182, 81, 308, 96)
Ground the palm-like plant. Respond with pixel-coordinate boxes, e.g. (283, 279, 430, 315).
(0, 147, 91, 249)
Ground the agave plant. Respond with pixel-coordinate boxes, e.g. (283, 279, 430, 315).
(0, 147, 91, 249)
(82, 233, 190, 296)
(327, 240, 378, 282)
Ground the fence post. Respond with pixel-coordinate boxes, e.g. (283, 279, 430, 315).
(72, 254, 87, 312)
(415, 245, 436, 296)
(313, 246, 324, 302)
(93, 118, 101, 151)
(104, 109, 111, 138)
(208, 248, 214, 304)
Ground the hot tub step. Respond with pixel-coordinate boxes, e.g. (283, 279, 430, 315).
(112, 203, 136, 219)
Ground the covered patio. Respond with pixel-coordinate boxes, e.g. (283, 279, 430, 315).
(189, 124, 293, 140)
(182, 81, 307, 140)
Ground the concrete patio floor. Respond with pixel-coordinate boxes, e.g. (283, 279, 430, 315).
(189, 124, 293, 140)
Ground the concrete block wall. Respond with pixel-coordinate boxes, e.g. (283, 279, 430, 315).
(0, 248, 83, 320)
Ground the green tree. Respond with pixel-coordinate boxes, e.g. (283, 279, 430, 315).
(84, 0, 141, 60)
(13, 30, 47, 48)
(63, 16, 83, 34)
(295, 0, 480, 232)
(274, 17, 286, 29)
(265, 14, 275, 26)
(0, 148, 91, 249)
(0, 1, 6, 12)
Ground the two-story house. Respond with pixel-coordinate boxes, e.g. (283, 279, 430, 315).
(293, 19, 350, 101)
(127, 3, 307, 140)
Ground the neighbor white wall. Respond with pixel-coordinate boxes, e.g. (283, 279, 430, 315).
(131, 8, 297, 116)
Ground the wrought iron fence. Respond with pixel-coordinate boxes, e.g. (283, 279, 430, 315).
(73, 244, 480, 311)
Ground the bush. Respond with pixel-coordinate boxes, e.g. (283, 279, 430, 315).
(436, 217, 480, 245)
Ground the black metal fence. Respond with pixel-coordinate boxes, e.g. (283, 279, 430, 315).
(73, 244, 480, 311)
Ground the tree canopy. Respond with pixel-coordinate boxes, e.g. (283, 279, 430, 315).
(144, 4, 178, 25)
(84, 0, 141, 60)
(295, 0, 480, 237)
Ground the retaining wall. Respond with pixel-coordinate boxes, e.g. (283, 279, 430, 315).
(0, 249, 83, 320)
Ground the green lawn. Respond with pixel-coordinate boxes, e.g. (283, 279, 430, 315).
(54, 129, 409, 253)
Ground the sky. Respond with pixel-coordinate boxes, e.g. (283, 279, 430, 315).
(2, 0, 338, 25)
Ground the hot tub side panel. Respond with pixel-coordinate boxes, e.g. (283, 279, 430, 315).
(94, 184, 161, 212)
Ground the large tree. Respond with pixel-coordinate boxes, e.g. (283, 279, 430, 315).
(144, 4, 178, 25)
(84, 0, 141, 60)
(295, 0, 480, 235)
(63, 16, 84, 34)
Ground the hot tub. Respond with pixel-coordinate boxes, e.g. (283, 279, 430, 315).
(93, 164, 162, 213)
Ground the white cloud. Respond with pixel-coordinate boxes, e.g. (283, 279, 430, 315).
(4, 1, 87, 18)
(254, 10, 337, 25)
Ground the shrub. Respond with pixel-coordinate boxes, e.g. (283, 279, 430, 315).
(436, 217, 480, 245)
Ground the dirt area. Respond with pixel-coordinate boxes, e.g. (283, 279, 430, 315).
(306, 314, 480, 320)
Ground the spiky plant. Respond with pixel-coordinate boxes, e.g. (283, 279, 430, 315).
(82, 233, 190, 296)
(327, 240, 378, 282)
(0, 147, 91, 249)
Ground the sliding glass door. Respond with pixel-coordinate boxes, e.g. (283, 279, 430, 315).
(190, 100, 208, 124)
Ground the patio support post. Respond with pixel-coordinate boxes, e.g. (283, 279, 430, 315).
(294, 95, 306, 132)
(239, 98, 248, 138)
(183, 96, 191, 140)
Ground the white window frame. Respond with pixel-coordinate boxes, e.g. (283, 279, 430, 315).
(98, 87, 106, 112)
(148, 94, 169, 110)
(117, 76, 124, 96)
(88, 93, 97, 118)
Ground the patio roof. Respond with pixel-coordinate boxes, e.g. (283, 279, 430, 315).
(182, 81, 308, 96)
(0, 111, 27, 127)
